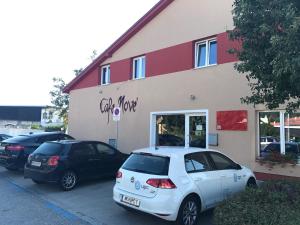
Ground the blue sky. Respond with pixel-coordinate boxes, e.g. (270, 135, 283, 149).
(0, 0, 159, 106)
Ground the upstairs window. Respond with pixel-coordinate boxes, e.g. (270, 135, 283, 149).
(101, 65, 110, 85)
(132, 56, 145, 80)
(195, 39, 217, 68)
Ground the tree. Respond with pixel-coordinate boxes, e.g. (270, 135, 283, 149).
(49, 77, 69, 129)
(73, 68, 83, 76)
(230, 0, 300, 112)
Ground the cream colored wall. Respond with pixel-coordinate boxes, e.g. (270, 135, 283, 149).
(103, 0, 234, 64)
(68, 0, 300, 177)
(70, 63, 251, 161)
(69, 63, 300, 177)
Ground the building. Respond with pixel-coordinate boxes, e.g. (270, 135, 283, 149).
(0, 106, 63, 130)
(64, 0, 300, 179)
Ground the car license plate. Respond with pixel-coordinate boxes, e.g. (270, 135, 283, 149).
(121, 195, 140, 207)
(31, 161, 41, 167)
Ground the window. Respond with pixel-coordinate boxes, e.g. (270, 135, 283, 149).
(185, 153, 211, 173)
(122, 153, 170, 175)
(209, 152, 237, 170)
(156, 115, 185, 147)
(95, 143, 115, 155)
(132, 56, 145, 79)
(195, 39, 217, 68)
(259, 111, 300, 163)
(71, 143, 96, 157)
(101, 65, 110, 85)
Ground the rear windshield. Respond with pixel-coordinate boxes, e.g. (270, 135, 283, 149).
(122, 153, 170, 175)
(2, 135, 34, 143)
(34, 142, 64, 156)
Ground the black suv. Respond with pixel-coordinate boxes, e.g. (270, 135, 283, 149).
(24, 140, 127, 191)
(0, 132, 74, 170)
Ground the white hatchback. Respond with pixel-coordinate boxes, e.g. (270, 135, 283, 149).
(113, 147, 256, 225)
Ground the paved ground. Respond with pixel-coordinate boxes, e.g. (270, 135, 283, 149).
(0, 167, 214, 225)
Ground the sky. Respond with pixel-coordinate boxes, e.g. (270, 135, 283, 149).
(0, 0, 159, 106)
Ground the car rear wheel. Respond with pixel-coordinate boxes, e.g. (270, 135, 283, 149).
(177, 196, 201, 225)
(60, 171, 77, 191)
(247, 177, 257, 188)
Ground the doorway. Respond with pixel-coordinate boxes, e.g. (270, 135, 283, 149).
(150, 110, 208, 148)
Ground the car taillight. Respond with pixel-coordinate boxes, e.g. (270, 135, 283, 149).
(6, 145, 25, 151)
(146, 178, 176, 189)
(116, 171, 122, 179)
(48, 156, 60, 166)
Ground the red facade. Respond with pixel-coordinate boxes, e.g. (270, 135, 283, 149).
(146, 42, 194, 77)
(110, 59, 132, 83)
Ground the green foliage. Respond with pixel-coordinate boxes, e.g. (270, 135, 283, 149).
(31, 124, 42, 130)
(214, 180, 300, 225)
(49, 77, 69, 129)
(230, 0, 300, 112)
(44, 126, 64, 132)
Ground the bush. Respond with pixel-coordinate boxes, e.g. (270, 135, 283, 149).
(44, 126, 64, 132)
(214, 180, 300, 225)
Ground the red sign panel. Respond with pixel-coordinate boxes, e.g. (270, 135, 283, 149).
(216, 110, 248, 131)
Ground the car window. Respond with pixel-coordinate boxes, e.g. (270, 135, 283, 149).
(285, 144, 298, 154)
(208, 152, 237, 170)
(37, 134, 60, 143)
(95, 143, 115, 155)
(59, 134, 74, 140)
(34, 142, 63, 156)
(71, 143, 96, 157)
(185, 152, 211, 173)
(260, 138, 266, 142)
(265, 143, 280, 152)
(122, 153, 170, 175)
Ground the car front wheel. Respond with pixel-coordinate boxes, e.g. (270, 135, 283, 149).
(60, 171, 77, 191)
(177, 196, 201, 225)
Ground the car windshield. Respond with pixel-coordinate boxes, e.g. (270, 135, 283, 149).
(3, 135, 33, 143)
(122, 153, 170, 175)
(34, 142, 63, 156)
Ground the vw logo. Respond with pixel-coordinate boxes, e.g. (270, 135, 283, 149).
(130, 177, 135, 183)
(135, 181, 141, 190)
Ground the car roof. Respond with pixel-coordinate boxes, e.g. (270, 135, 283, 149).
(17, 131, 65, 138)
(49, 140, 110, 145)
(133, 147, 220, 157)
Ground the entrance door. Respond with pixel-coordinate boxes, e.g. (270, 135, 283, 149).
(186, 114, 207, 148)
(151, 110, 208, 148)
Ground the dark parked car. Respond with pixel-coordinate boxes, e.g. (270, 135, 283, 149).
(24, 140, 128, 191)
(0, 132, 74, 170)
(158, 134, 185, 146)
(0, 134, 12, 141)
(261, 142, 300, 158)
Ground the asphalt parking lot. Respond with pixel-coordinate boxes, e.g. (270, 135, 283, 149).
(0, 167, 213, 225)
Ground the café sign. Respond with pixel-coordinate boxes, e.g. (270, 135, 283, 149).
(100, 95, 138, 123)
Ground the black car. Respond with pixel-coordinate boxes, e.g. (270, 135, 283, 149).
(0, 132, 74, 170)
(24, 140, 128, 191)
(0, 134, 12, 141)
(261, 142, 300, 158)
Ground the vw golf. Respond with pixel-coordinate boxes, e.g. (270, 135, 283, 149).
(113, 147, 256, 225)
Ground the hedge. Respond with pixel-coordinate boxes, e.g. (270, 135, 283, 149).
(214, 180, 300, 225)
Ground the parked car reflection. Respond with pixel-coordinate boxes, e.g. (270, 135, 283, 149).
(260, 142, 300, 160)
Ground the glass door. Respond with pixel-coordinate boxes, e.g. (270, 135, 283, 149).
(186, 114, 207, 148)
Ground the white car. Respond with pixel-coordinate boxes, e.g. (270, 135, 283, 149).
(113, 147, 256, 225)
